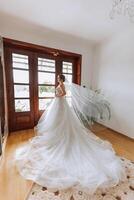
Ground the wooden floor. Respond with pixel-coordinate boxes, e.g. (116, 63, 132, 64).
(0, 124, 134, 200)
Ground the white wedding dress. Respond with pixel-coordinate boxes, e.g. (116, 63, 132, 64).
(15, 85, 126, 195)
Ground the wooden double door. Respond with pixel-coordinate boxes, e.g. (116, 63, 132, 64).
(4, 39, 81, 132)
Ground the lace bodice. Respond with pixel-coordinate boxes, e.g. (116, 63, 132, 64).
(55, 86, 63, 96)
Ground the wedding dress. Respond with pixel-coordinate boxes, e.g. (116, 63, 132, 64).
(15, 83, 126, 195)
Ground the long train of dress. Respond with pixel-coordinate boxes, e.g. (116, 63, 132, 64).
(15, 94, 126, 194)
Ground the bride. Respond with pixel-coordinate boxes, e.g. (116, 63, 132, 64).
(15, 74, 126, 195)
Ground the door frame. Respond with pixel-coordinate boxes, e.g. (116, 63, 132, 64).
(3, 38, 82, 132)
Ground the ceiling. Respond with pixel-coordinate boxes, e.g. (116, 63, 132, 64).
(0, 0, 133, 43)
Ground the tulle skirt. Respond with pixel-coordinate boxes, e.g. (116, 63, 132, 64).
(15, 97, 126, 194)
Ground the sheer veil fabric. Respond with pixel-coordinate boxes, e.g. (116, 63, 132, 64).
(15, 82, 126, 194)
(64, 81, 111, 127)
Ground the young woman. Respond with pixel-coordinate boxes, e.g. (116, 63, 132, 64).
(15, 74, 125, 195)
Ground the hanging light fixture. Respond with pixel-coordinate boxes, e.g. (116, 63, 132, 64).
(110, 0, 134, 22)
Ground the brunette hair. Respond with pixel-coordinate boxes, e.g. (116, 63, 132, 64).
(59, 74, 65, 82)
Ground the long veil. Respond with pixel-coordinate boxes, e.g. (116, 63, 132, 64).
(35, 80, 111, 133)
(64, 81, 111, 128)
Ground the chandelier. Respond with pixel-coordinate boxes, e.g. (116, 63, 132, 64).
(110, 0, 134, 22)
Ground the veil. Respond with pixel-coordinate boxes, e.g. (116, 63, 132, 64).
(64, 80, 111, 128)
(36, 80, 111, 132)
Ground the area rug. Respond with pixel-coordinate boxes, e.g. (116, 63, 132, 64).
(26, 157, 134, 200)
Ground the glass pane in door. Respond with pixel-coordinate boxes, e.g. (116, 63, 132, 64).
(38, 58, 55, 72)
(12, 53, 29, 69)
(13, 69, 29, 83)
(38, 72, 55, 84)
(62, 61, 72, 73)
(15, 99, 30, 112)
(14, 85, 29, 98)
(38, 85, 55, 97)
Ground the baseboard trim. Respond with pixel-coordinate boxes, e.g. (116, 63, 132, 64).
(96, 122, 134, 141)
(0, 134, 8, 166)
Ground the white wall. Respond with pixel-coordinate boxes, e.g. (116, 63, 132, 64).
(92, 28, 134, 139)
(0, 12, 94, 88)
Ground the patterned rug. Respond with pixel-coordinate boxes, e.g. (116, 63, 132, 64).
(26, 157, 134, 200)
